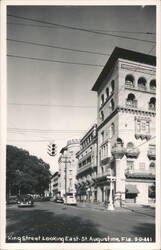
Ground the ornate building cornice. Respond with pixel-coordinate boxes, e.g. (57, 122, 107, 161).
(118, 106, 156, 117)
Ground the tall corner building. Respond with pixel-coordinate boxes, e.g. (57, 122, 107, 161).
(92, 47, 156, 206)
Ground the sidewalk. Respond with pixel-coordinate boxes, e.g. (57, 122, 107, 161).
(77, 201, 155, 216)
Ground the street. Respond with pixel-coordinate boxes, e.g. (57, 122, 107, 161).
(6, 201, 155, 243)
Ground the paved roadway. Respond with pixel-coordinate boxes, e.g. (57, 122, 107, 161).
(6, 201, 155, 243)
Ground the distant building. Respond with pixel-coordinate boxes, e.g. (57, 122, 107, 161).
(58, 139, 80, 198)
(51, 171, 60, 198)
(76, 124, 97, 202)
(91, 47, 156, 206)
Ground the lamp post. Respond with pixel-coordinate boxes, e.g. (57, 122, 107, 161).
(106, 172, 116, 211)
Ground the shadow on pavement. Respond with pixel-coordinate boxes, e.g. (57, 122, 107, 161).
(122, 206, 155, 218)
(6, 208, 103, 242)
(130, 222, 155, 242)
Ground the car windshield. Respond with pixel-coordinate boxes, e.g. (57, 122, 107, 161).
(18, 195, 32, 201)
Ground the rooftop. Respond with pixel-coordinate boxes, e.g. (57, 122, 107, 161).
(92, 47, 156, 92)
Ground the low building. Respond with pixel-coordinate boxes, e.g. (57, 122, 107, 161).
(58, 139, 80, 199)
(76, 124, 97, 202)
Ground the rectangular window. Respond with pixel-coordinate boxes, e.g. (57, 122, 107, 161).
(136, 120, 141, 133)
(87, 156, 91, 163)
(142, 121, 146, 131)
(101, 131, 105, 143)
(146, 122, 150, 133)
(136, 118, 150, 134)
(148, 144, 155, 155)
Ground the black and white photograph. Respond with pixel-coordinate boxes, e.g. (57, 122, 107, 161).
(0, 1, 160, 249)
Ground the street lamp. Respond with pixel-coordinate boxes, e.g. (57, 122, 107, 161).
(106, 172, 116, 211)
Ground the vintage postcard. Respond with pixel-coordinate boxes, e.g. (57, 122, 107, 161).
(0, 0, 160, 249)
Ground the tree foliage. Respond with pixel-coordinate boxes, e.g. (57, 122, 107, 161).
(6, 145, 51, 196)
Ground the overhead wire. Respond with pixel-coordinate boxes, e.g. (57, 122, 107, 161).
(7, 14, 156, 44)
(7, 54, 104, 67)
(8, 103, 97, 108)
(7, 22, 156, 35)
(7, 38, 109, 56)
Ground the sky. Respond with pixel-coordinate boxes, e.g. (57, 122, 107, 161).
(7, 5, 156, 174)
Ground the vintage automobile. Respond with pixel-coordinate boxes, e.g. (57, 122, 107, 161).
(54, 197, 64, 203)
(17, 195, 34, 207)
(64, 193, 77, 206)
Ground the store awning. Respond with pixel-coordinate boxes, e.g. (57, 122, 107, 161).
(126, 184, 139, 194)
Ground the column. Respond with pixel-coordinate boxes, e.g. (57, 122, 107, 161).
(115, 155, 126, 207)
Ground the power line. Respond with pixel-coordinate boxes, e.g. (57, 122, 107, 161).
(8, 127, 155, 133)
(7, 38, 109, 56)
(8, 128, 87, 133)
(7, 136, 156, 149)
(7, 54, 104, 67)
(7, 22, 156, 35)
(7, 14, 156, 44)
(8, 103, 96, 109)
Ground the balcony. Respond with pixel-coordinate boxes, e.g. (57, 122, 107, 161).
(111, 143, 125, 159)
(95, 169, 113, 182)
(126, 100, 138, 109)
(77, 163, 92, 174)
(125, 148, 140, 159)
(125, 169, 155, 179)
(138, 84, 147, 91)
(147, 149, 156, 160)
(125, 80, 135, 88)
(149, 103, 156, 111)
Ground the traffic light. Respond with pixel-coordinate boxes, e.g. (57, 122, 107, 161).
(51, 143, 56, 156)
(48, 142, 57, 156)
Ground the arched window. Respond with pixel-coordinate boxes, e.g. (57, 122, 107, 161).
(138, 77, 147, 90)
(148, 184, 155, 199)
(149, 162, 155, 169)
(100, 111, 104, 121)
(149, 162, 155, 175)
(150, 79, 156, 91)
(149, 97, 156, 111)
(109, 99, 115, 111)
(106, 87, 109, 99)
(125, 74, 135, 87)
(111, 80, 115, 92)
(101, 94, 104, 106)
(117, 137, 123, 144)
(110, 123, 115, 137)
(126, 93, 137, 108)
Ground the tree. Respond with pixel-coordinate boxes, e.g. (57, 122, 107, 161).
(6, 145, 51, 196)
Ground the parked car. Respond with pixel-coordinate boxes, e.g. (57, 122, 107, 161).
(64, 193, 77, 206)
(17, 195, 34, 207)
(54, 197, 64, 203)
(7, 195, 18, 204)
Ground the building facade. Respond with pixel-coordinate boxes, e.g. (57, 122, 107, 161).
(58, 139, 80, 198)
(51, 171, 60, 198)
(92, 47, 156, 206)
(76, 124, 97, 202)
